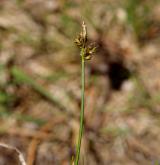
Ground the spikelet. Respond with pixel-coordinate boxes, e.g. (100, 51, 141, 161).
(74, 21, 96, 60)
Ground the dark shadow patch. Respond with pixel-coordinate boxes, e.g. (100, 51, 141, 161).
(108, 61, 131, 90)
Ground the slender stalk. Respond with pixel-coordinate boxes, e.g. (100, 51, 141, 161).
(74, 21, 96, 165)
(75, 48, 85, 165)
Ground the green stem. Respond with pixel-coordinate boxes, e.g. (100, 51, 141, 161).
(75, 48, 85, 165)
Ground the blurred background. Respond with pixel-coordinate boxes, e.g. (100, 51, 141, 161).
(0, 0, 160, 164)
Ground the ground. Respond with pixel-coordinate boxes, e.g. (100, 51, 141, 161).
(0, 0, 160, 165)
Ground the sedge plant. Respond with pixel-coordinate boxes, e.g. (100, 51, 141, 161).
(74, 21, 96, 165)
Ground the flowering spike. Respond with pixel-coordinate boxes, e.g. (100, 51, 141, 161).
(74, 21, 97, 60)
(81, 21, 87, 45)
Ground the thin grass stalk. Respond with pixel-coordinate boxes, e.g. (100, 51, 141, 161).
(74, 21, 96, 165)
(75, 48, 85, 165)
